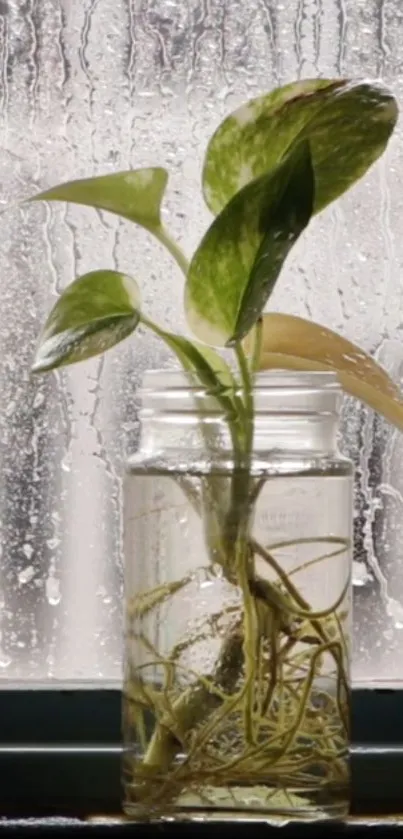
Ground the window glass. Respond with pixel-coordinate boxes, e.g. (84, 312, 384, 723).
(0, 0, 401, 683)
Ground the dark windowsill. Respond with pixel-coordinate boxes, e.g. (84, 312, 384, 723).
(1, 820, 403, 839)
(0, 688, 401, 832)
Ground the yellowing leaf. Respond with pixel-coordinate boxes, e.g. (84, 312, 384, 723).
(248, 313, 403, 431)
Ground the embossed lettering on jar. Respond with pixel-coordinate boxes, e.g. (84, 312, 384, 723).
(123, 370, 353, 821)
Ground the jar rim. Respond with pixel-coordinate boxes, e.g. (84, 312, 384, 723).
(140, 368, 341, 393)
(138, 368, 342, 417)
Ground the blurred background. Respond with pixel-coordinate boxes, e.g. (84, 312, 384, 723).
(0, 0, 402, 684)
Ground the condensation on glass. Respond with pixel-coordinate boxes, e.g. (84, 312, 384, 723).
(0, 0, 401, 682)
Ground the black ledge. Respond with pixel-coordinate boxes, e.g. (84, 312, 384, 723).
(1, 819, 403, 838)
(0, 688, 401, 834)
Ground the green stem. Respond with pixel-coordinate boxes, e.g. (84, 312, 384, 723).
(155, 225, 190, 277)
(226, 342, 257, 742)
(236, 536, 257, 745)
(248, 317, 263, 375)
(140, 313, 242, 464)
(234, 342, 254, 455)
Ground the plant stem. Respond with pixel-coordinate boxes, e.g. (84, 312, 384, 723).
(235, 535, 257, 745)
(155, 225, 190, 277)
(234, 342, 254, 455)
(249, 317, 263, 374)
(228, 342, 257, 743)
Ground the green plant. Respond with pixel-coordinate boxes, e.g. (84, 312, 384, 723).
(26, 78, 403, 814)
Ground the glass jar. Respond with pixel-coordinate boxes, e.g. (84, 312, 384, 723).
(123, 370, 353, 821)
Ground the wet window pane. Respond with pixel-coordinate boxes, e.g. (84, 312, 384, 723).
(0, 0, 401, 683)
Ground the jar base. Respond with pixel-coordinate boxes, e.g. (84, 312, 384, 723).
(123, 784, 349, 822)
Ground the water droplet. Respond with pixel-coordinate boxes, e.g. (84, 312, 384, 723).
(387, 597, 403, 630)
(46, 576, 61, 606)
(46, 537, 61, 550)
(33, 392, 45, 410)
(61, 451, 73, 472)
(18, 565, 35, 585)
(4, 401, 15, 417)
(22, 543, 34, 560)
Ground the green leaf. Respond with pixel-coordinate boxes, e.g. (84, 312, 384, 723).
(203, 79, 398, 216)
(185, 140, 314, 347)
(28, 168, 168, 232)
(32, 269, 141, 372)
